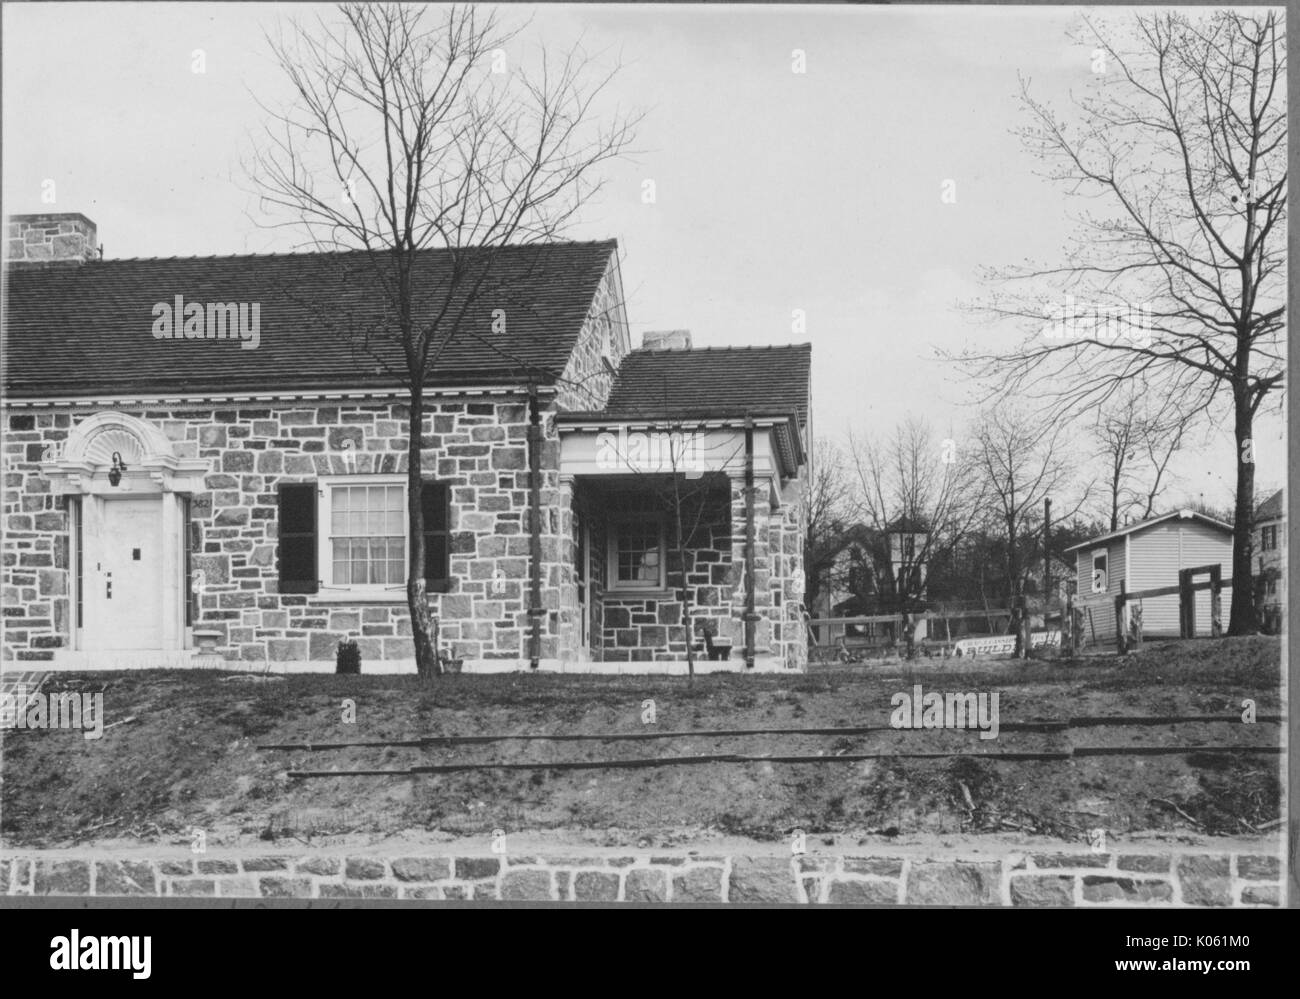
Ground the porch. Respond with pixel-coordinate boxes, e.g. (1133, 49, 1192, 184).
(556, 415, 809, 673)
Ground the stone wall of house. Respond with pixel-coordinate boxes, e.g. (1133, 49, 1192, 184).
(770, 467, 808, 671)
(2, 846, 1282, 905)
(3, 411, 72, 658)
(727, 470, 812, 664)
(554, 258, 626, 414)
(562, 483, 738, 664)
(600, 516, 734, 663)
(553, 466, 808, 668)
(1, 398, 569, 667)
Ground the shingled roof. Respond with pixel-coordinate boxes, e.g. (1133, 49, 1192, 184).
(1256, 488, 1284, 521)
(596, 344, 812, 425)
(2, 240, 617, 398)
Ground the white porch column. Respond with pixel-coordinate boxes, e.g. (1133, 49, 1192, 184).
(160, 491, 181, 650)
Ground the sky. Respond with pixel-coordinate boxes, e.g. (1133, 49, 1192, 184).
(2, 2, 1286, 517)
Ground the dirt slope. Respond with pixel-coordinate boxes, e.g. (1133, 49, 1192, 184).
(0, 636, 1282, 850)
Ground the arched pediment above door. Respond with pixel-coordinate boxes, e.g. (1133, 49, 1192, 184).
(40, 411, 209, 495)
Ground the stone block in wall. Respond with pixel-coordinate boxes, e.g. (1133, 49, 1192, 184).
(501, 870, 552, 901)
(258, 877, 313, 897)
(573, 871, 620, 901)
(1010, 875, 1074, 907)
(296, 857, 341, 877)
(1081, 876, 1173, 904)
(672, 867, 723, 902)
(1176, 856, 1231, 907)
(391, 857, 452, 882)
(94, 861, 157, 896)
(906, 862, 1001, 906)
(267, 639, 307, 661)
(345, 858, 388, 881)
(1237, 854, 1280, 880)
(728, 857, 796, 903)
(309, 632, 344, 660)
(624, 868, 668, 903)
(35, 861, 89, 895)
(454, 857, 501, 880)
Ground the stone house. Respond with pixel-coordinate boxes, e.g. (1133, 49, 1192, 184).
(2, 213, 812, 673)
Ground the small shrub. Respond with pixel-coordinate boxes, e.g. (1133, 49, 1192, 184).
(336, 639, 361, 675)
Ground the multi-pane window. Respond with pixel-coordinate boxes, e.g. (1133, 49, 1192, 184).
(285, 477, 450, 595)
(612, 518, 664, 589)
(1261, 525, 1278, 551)
(330, 484, 405, 586)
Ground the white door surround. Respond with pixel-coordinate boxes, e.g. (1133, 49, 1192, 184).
(40, 411, 208, 667)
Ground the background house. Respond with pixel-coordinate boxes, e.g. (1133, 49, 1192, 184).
(1253, 488, 1284, 634)
(1066, 510, 1233, 640)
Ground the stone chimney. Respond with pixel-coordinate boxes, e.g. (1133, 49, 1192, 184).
(641, 329, 692, 351)
(5, 213, 98, 264)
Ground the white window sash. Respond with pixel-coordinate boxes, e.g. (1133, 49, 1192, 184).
(317, 474, 409, 593)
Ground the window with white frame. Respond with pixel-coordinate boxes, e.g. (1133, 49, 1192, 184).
(287, 475, 450, 595)
(609, 516, 665, 590)
(324, 479, 406, 587)
(1091, 550, 1108, 593)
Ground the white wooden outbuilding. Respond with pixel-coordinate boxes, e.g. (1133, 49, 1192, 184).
(1065, 510, 1234, 639)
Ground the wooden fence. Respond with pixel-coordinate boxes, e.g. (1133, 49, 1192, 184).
(1063, 563, 1232, 655)
(813, 565, 1232, 662)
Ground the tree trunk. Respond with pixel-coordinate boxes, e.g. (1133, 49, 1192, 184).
(1227, 385, 1257, 635)
(407, 385, 441, 677)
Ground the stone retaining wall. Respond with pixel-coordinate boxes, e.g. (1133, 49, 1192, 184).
(2, 848, 1282, 905)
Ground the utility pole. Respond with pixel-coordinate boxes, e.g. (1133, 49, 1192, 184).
(1044, 497, 1052, 600)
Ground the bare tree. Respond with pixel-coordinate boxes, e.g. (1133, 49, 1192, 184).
(972, 408, 1088, 656)
(803, 438, 854, 628)
(957, 11, 1285, 635)
(848, 416, 986, 653)
(248, 4, 639, 675)
(1092, 378, 1192, 530)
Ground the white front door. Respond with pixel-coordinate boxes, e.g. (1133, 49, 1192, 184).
(85, 497, 164, 650)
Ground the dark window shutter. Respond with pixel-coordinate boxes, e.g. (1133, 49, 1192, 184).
(278, 483, 318, 594)
(421, 479, 451, 588)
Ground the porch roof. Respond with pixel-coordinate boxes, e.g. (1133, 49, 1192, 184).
(556, 410, 804, 477)
(597, 343, 812, 427)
